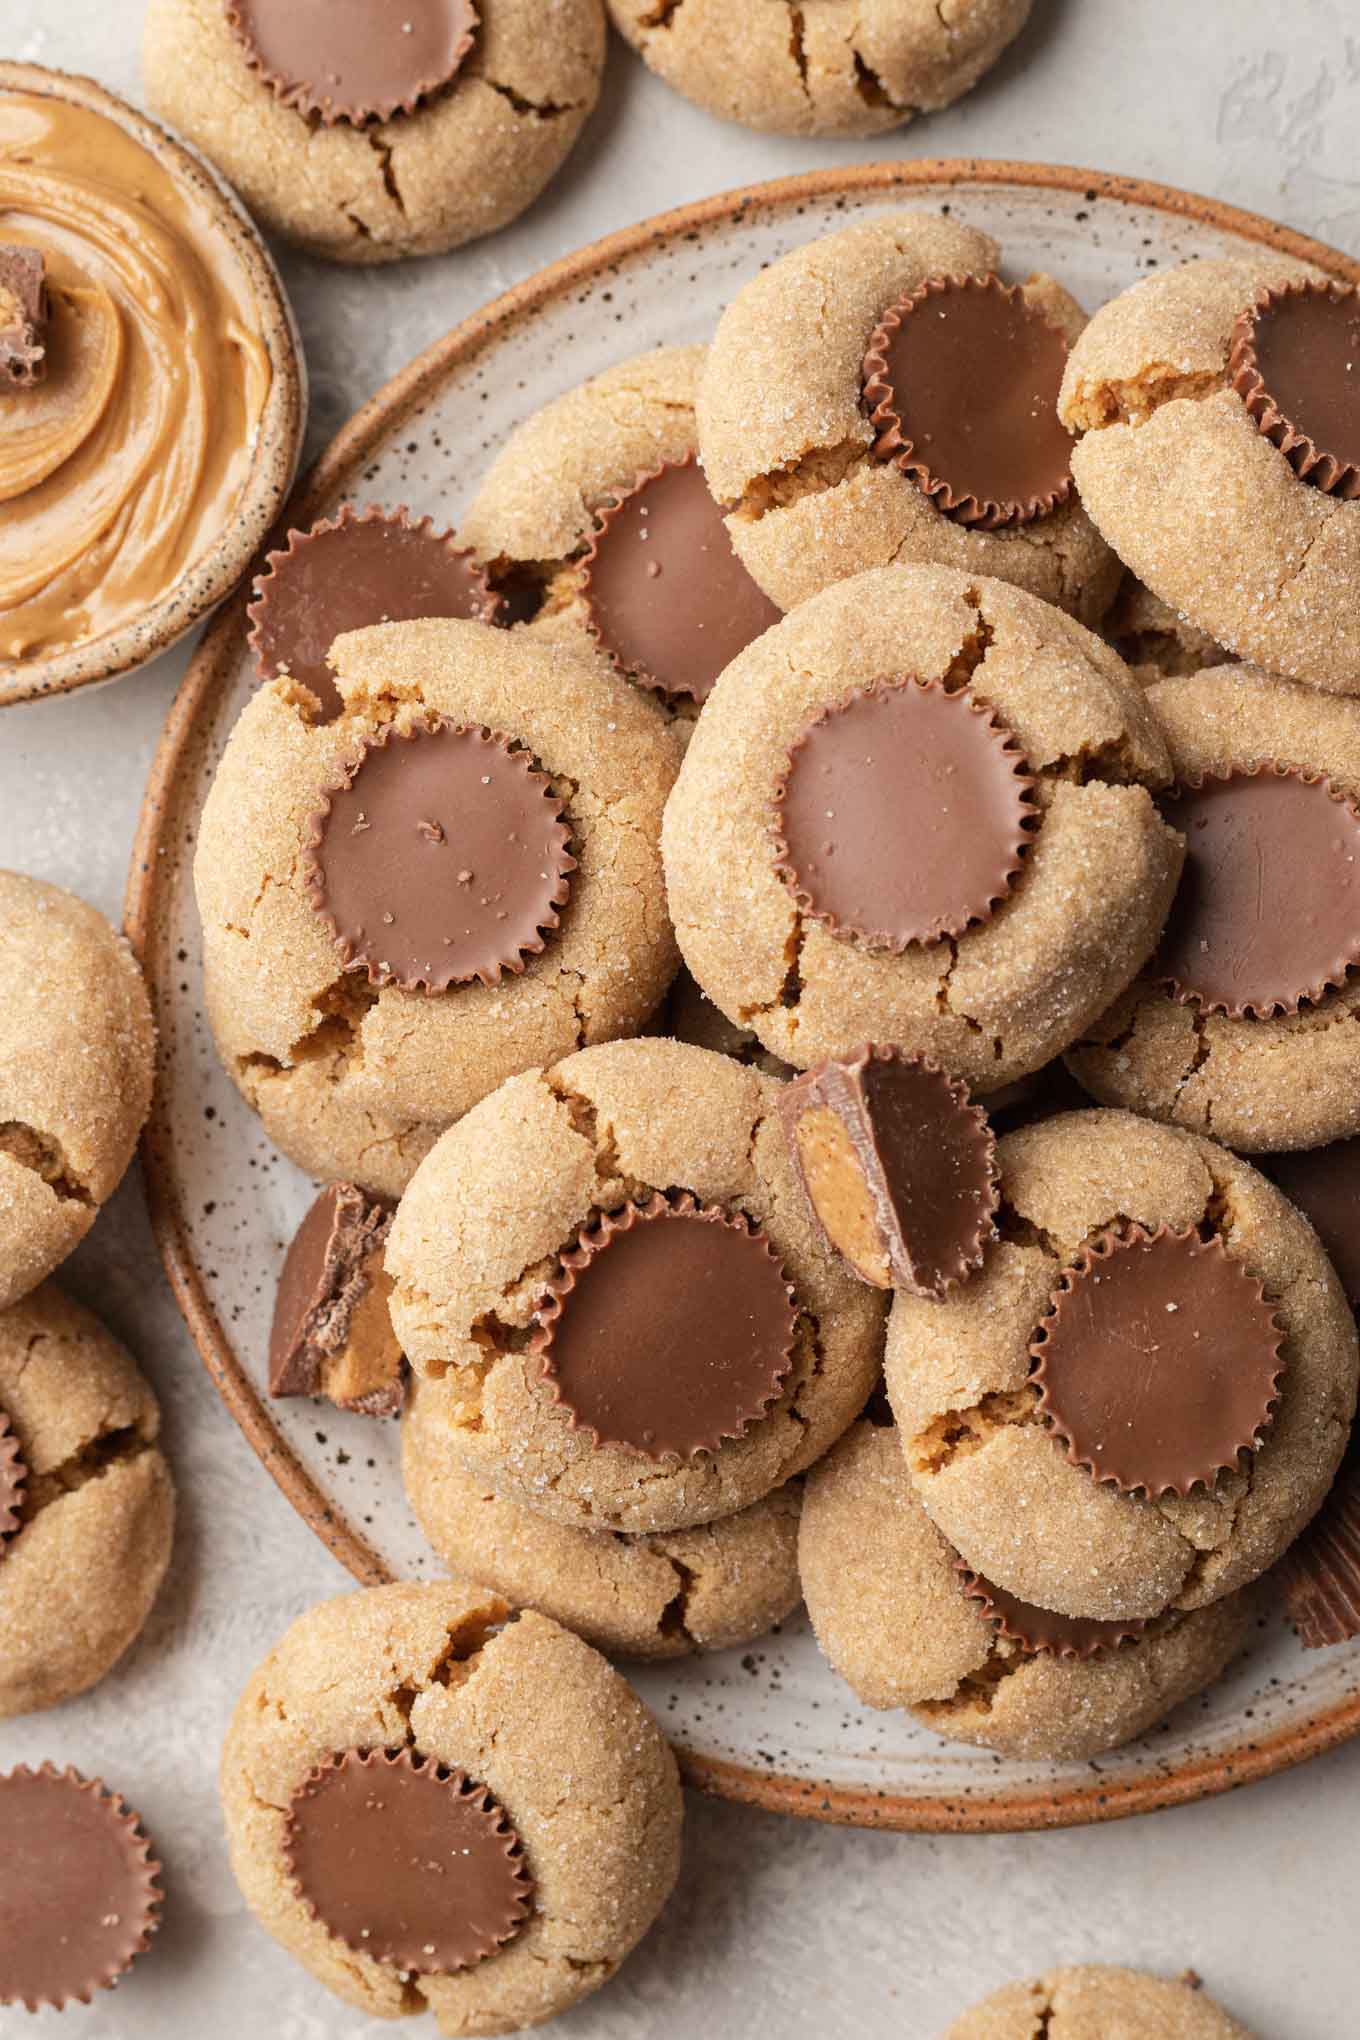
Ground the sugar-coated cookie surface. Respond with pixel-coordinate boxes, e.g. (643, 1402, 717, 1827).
(886, 1110, 1358, 1622)
(143, 0, 606, 264)
(220, 1581, 682, 2036)
(0, 1284, 174, 1719)
(800, 1423, 1256, 1762)
(194, 619, 681, 1198)
(697, 211, 1118, 618)
(608, 0, 1032, 138)
(942, 1965, 1255, 2039)
(386, 1038, 885, 1534)
(662, 564, 1182, 1089)
(0, 872, 155, 1310)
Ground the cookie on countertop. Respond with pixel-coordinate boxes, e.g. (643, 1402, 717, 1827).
(696, 211, 1119, 619)
(143, 0, 606, 264)
(1060, 254, 1360, 692)
(661, 563, 1183, 1091)
(220, 1580, 682, 2036)
(886, 1109, 1358, 1623)
(608, 0, 1031, 137)
(405, 1370, 801, 1659)
(942, 1966, 1256, 2039)
(385, 1038, 885, 1535)
(460, 345, 781, 715)
(194, 618, 682, 1199)
(1067, 661, 1360, 1152)
(0, 1284, 175, 1719)
(0, 873, 155, 1311)
(799, 1422, 1258, 1762)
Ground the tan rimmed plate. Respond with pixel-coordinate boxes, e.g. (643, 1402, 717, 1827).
(128, 159, 1360, 1835)
(0, 63, 305, 708)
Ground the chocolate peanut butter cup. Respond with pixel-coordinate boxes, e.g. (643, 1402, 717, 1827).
(0, 1409, 25, 1545)
(0, 1766, 163, 2012)
(284, 1749, 530, 1974)
(958, 1565, 1149, 1660)
(781, 1045, 996, 1297)
(533, 1192, 798, 1460)
(227, 0, 479, 125)
(0, 244, 48, 387)
(304, 718, 576, 992)
(1262, 1138, 1360, 1313)
(579, 456, 781, 705)
(1229, 278, 1360, 499)
(863, 274, 1075, 528)
(270, 1182, 403, 1416)
(771, 678, 1036, 951)
(1030, 1225, 1285, 1499)
(1153, 765, 1360, 1019)
(248, 506, 497, 721)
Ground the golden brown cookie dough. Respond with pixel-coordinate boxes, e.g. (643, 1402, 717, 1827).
(1103, 572, 1235, 687)
(800, 1422, 1257, 1761)
(221, 1581, 682, 2036)
(0, 1283, 175, 1719)
(943, 1967, 1256, 2040)
(1061, 253, 1360, 692)
(1068, 662, 1360, 1152)
(608, 0, 1031, 137)
(195, 619, 681, 1198)
(696, 211, 1119, 619)
(662, 564, 1182, 1089)
(405, 1371, 801, 1657)
(142, 0, 606, 264)
(0, 873, 155, 1311)
(386, 1037, 884, 1534)
(886, 1110, 1358, 1622)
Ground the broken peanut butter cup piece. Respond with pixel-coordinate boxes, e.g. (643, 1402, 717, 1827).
(248, 506, 497, 722)
(580, 456, 781, 704)
(284, 1749, 530, 1974)
(0, 1409, 24, 1547)
(0, 245, 48, 387)
(781, 1045, 996, 1297)
(533, 1192, 798, 1459)
(1031, 1224, 1285, 1499)
(863, 274, 1074, 528)
(304, 718, 575, 992)
(1230, 278, 1360, 499)
(958, 1565, 1149, 1660)
(0, 1765, 163, 2012)
(227, 0, 479, 125)
(270, 1183, 403, 1416)
(1153, 765, 1360, 1018)
(772, 678, 1036, 951)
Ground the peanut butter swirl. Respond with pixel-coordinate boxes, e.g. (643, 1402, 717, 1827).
(0, 91, 273, 664)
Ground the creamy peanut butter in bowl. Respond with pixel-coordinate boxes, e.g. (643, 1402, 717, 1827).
(0, 63, 305, 706)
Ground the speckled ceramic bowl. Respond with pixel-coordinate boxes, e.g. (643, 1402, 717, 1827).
(130, 161, 1360, 1833)
(0, 63, 305, 708)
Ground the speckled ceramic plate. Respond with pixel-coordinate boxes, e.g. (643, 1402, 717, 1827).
(130, 161, 1360, 1834)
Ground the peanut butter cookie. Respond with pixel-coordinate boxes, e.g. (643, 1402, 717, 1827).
(143, 0, 606, 264)
(0, 873, 155, 1311)
(386, 1037, 884, 1535)
(1061, 254, 1360, 691)
(662, 564, 1182, 1090)
(800, 1423, 1257, 1762)
(1103, 572, 1235, 687)
(696, 211, 1119, 619)
(0, 1284, 175, 1719)
(1068, 662, 1360, 1151)
(221, 1581, 682, 2036)
(460, 345, 781, 714)
(405, 1371, 801, 1657)
(943, 1967, 1255, 2039)
(886, 1109, 1358, 1623)
(195, 619, 681, 1198)
(608, 1, 1032, 137)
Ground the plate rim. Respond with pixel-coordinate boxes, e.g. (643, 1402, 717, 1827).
(127, 155, 1360, 1836)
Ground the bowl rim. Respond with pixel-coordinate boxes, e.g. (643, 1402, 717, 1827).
(0, 60, 306, 709)
(127, 154, 1360, 1835)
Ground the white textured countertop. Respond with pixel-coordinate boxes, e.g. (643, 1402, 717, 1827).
(3, 4, 1358, 2034)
